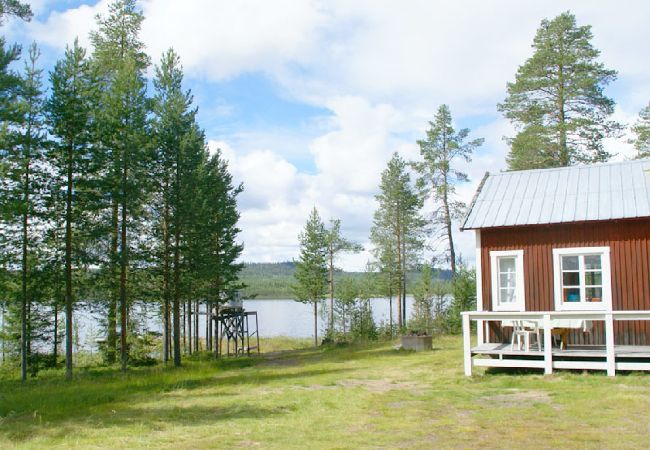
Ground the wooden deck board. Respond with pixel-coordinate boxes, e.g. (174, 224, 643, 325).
(471, 343, 650, 358)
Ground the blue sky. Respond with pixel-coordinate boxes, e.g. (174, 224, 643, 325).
(5, 0, 650, 269)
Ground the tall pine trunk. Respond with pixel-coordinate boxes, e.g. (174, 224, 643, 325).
(119, 155, 128, 371)
(195, 299, 199, 352)
(65, 142, 74, 380)
(107, 202, 118, 364)
(173, 225, 181, 366)
(395, 216, 402, 329)
(401, 234, 407, 325)
(20, 140, 31, 382)
(206, 300, 211, 352)
(328, 247, 334, 333)
(162, 191, 171, 364)
(558, 62, 569, 166)
(187, 299, 192, 355)
(313, 301, 318, 347)
(53, 302, 58, 362)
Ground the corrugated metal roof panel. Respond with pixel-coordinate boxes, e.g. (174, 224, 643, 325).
(461, 159, 650, 230)
(549, 169, 569, 223)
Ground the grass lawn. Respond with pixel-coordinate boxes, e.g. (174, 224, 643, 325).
(1, 335, 650, 449)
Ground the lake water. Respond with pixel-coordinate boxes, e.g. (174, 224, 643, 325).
(245, 297, 416, 338)
(64, 297, 419, 350)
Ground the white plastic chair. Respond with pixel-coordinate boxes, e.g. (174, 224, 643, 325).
(510, 320, 541, 352)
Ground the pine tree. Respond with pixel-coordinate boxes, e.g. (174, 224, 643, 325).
(103, 55, 150, 370)
(334, 276, 358, 335)
(90, 0, 150, 365)
(498, 11, 621, 169)
(14, 43, 47, 380)
(0, 0, 31, 24)
(1, 42, 49, 381)
(412, 105, 482, 275)
(370, 153, 425, 328)
(630, 102, 650, 159)
(323, 219, 361, 333)
(46, 40, 94, 380)
(410, 265, 435, 334)
(151, 48, 196, 364)
(199, 148, 244, 349)
(174, 124, 207, 358)
(293, 207, 328, 347)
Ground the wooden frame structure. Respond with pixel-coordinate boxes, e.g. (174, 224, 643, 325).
(215, 309, 260, 357)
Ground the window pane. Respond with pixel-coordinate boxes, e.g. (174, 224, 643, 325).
(500, 288, 515, 303)
(585, 271, 602, 286)
(586, 287, 603, 302)
(500, 273, 516, 289)
(562, 271, 580, 286)
(563, 288, 580, 302)
(562, 255, 579, 270)
(499, 257, 516, 274)
(584, 255, 602, 270)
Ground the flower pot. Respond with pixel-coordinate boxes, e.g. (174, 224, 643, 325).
(400, 335, 432, 351)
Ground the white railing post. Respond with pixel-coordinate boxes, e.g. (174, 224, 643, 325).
(543, 314, 552, 375)
(463, 313, 472, 376)
(605, 313, 615, 376)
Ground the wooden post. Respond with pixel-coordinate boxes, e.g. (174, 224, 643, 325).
(463, 313, 472, 376)
(475, 231, 484, 346)
(543, 314, 552, 375)
(605, 313, 615, 376)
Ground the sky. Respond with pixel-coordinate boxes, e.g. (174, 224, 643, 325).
(5, 0, 650, 270)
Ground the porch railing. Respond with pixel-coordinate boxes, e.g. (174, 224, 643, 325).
(462, 310, 650, 377)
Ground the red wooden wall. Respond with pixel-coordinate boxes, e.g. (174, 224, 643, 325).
(480, 218, 650, 345)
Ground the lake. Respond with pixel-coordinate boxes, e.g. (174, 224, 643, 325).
(244, 297, 416, 338)
(66, 297, 421, 351)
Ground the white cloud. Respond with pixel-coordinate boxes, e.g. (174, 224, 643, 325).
(22, 0, 109, 49)
(11, 0, 650, 271)
(140, 0, 328, 80)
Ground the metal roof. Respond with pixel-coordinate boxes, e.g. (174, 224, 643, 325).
(461, 159, 650, 230)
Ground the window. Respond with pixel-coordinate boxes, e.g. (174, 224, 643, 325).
(553, 247, 612, 311)
(490, 250, 524, 311)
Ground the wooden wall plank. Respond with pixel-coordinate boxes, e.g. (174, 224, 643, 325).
(480, 218, 650, 345)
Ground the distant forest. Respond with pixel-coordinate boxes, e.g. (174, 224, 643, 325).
(240, 262, 452, 299)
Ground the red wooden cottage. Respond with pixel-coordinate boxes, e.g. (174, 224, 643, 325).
(460, 159, 650, 376)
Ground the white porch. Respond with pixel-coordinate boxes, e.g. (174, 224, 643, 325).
(462, 310, 650, 376)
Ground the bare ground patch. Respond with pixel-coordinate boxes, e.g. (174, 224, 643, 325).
(296, 379, 425, 393)
(480, 389, 554, 407)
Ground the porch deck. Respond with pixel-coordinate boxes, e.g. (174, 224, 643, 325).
(462, 310, 650, 376)
(472, 342, 650, 359)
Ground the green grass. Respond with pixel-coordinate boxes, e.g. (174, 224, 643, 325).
(1, 336, 650, 448)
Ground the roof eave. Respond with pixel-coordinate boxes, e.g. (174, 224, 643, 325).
(459, 171, 490, 231)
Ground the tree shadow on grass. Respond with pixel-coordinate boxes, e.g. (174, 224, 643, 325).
(0, 364, 352, 443)
(4, 403, 297, 443)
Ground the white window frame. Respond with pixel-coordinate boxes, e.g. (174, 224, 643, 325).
(490, 250, 525, 312)
(553, 246, 612, 311)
